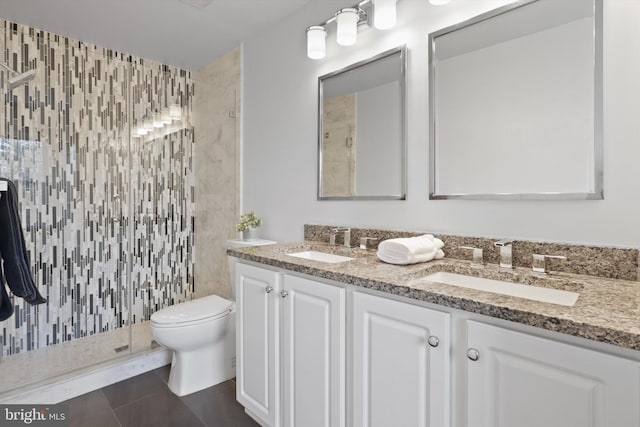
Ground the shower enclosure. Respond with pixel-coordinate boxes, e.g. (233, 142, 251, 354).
(0, 20, 195, 396)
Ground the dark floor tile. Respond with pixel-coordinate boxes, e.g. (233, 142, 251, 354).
(102, 371, 167, 410)
(153, 364, 171, 384)
(65, 390, 121, 427)
(114, 387, 205, 427)
(180, 380, 258, 427)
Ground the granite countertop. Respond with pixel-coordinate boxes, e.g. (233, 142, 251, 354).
(228, 241, 640, 351)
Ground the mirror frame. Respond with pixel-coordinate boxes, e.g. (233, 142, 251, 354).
(428, 0, 603, 200)
(317, 46, 407, 201)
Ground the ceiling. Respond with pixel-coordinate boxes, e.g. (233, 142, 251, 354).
(0, 0, 316, 70)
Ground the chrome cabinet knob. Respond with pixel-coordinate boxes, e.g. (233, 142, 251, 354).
(265, 286, 274, 293)
(427, 336, 439, 348)
(467, 348, 480, 361)
(281, 290, 289, 298)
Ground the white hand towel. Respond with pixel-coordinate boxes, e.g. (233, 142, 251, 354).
(377, 248, 437, 265)
(432, 238, 445, 250)
(377, 235, 436, 258)
(376, 235, 446, 265)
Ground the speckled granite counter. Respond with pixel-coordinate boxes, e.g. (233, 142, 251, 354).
(228, 241, 640, 351)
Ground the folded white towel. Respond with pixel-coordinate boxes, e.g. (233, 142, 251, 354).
(377, 248, 437, 265)
(377, 235, 436, 257)
(376, 235, 446, 265)
(432, 238, 445, 250)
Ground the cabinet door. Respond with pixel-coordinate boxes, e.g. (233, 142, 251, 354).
(236, 262, 281, 427)
(282, 275, 346, 427)
(352, 292, 450, 427)
(467, 321, 640, 427)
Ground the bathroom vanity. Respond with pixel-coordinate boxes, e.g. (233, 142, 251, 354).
(228, 237, 640, 427)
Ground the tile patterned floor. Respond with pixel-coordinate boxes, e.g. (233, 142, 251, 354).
(64, 366, 258, 427)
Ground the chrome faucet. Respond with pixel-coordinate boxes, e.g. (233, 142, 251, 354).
(359, 237, 378, 250)
(494, 239, 513, 270)
(459, 246, 484, 268)
(532, 254, 567, 276)
(332, 227, 351, 248)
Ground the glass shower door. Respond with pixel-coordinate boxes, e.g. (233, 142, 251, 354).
(0, 19, 196, 397)
(128, 62, 195, 353)
(0, 22, 134, 394)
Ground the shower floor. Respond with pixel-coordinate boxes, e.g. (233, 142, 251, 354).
(0, 321, 156, 395)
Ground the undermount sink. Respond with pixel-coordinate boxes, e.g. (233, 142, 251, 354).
(286, 250, 354, 264)
(424, 272, 579, 307)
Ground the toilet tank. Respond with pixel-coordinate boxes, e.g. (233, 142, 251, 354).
(227, 239, 277, 301)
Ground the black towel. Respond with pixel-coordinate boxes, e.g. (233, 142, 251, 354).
(0, 178, 46, 310)
(0, 263, 14, 321)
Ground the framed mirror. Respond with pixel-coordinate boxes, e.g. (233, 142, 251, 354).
(318, 46, 406, 200)
(429, 0, 603, 200)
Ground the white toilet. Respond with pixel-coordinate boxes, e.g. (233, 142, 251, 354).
(150, 295, 235, 396)
(150, 238, 276, 397)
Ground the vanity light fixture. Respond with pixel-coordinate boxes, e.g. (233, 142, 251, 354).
(306, 0, 451, 60)
(307, 26, 327, 59)
(373, 0, 397, 30)
(336, 8, 360, 46)
(305, 0, 370, 59)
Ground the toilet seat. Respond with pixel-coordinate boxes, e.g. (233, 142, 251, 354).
(151, 311, 231, 328)
(151, 295, 233, 326)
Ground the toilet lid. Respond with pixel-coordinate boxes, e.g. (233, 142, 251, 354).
(150, 295, 232, 325)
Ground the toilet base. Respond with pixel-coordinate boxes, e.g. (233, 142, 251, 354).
(167, 348, 226, 396)
(165, 312, 236, 396)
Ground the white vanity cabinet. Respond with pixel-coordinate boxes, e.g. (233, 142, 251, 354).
(352, 292, 451, 427)
(282, 274, 346, 427)
(236, 262, 281, 427)
(466, 321, 640, 427)
(235, 262, 346, 427)
(235, 259, 640, 427)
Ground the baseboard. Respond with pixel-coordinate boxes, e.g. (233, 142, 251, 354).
(0, 348, 172, 404)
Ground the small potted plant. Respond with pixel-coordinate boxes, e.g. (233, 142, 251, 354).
(237, 211, 263, 241)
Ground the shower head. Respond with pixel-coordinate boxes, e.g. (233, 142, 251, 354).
(0, 62, 36, 90)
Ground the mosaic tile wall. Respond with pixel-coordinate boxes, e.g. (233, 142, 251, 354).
(0, 19, 195, 357)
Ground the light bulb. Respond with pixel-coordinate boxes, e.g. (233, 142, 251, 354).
(306, 26, 327, 60)
(373, 0, 397, 30)
(336, 8, 359, 46)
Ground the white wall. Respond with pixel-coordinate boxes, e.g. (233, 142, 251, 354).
(242, 0, 640, 248)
